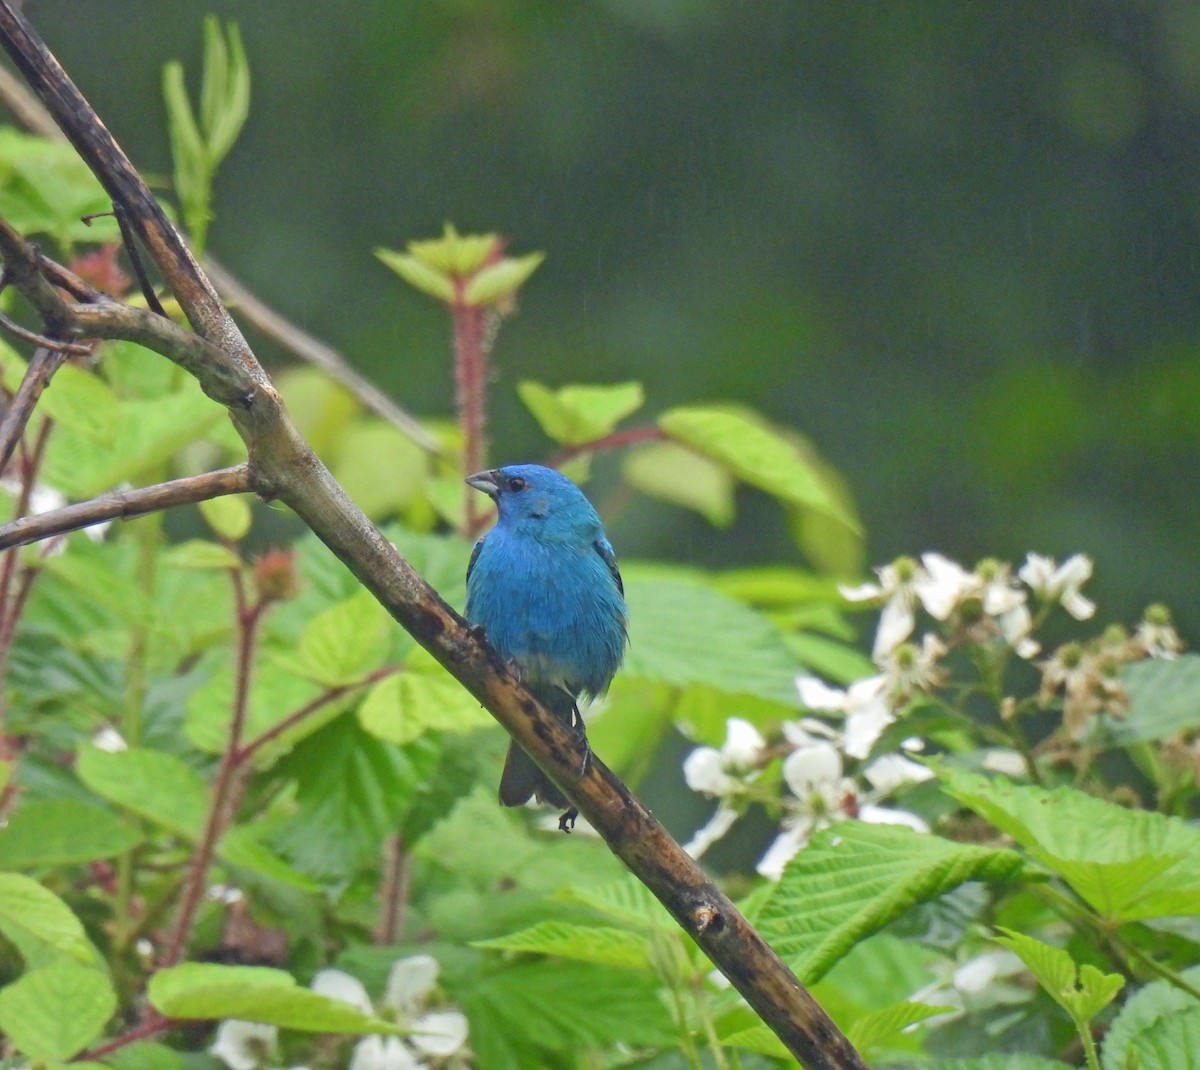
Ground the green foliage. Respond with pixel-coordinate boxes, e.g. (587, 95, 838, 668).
(757, 821, 1024, 983)
(2, 37, 1198, 1069)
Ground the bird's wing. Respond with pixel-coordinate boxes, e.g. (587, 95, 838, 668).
(466, 535, 486, 584)
(593, 538, 624, 596)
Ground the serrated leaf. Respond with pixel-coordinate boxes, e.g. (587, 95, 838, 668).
(993, 929, 1122, 1023)
(1127, 1006, 1200, 1070)
(474, 922, 653, 969)
(200, 495, 252, 541)
(285, 589, 391, 686)
(0, 799, 141, 869)
(845, 999, 951, 1054)
(464, 252, 544, 306)
(1109, 653, 1200, 744)
(185, 656, 327, 760)
(464, 961, 675, 1052)
(148, 963, 402, 1033)
(555, 877, 676, 931)
(358, 667, 491, 744)
(722, 1023, 791, 1059)
(0, 874, 95, 964)
(1101, 965, 1200, 1070)
(942, 769, 1200, 921)
(273, 718, 437, 880)
(162, 539, 242, 571)
(517, 380, 644, 446)
(660, 405, 858, 529)
(924, 1057, 1073, 1070)
(757, 822, 1024, 983)
(375, 248, 454, 302)
(0, 958, 116, 1062)
(622, 575, 801, 705)
(622, 441, 735, 525)
(76, 745, 209, 840)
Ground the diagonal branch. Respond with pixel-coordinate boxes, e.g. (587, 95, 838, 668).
(0, 464, 253, 551)
(0, 8, 866, 1068)
(0, 346, 66, 476)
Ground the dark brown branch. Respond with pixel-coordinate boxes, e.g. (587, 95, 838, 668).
(0, 10, 866, 1067)
(0, 309, 91, 355)
(0, 465, 253, 551)
(203, 255, 442, 455)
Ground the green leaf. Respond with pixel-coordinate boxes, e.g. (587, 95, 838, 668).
(100, 1040, 184, 1070)
(38, 364, 120, 443)
(622, 441, 735, 526)
(517, 380, 644, 446)
(200, 18, 250, 163)
(757, 821, 1024, 983)
(942, 769, 1200, 921)
(217, 825, 322, 892)
(924, 1058, 1073, 1070)
(1109, 653, 1200, 744)
(162, 539, 243, 571)
(622, 574, 801, 705)
(1100, 965, 1200, 1070)
(659, 404, 858, 529)
(330, 419, 428, 520)
(473, 922, 653, 969)
(375, 248, 454, 302)
(285, 589, 391, 686)
(993, 928, 1123, 1023)
(555, 877, 676, 931)
(76, 744, 209, 841)
(185, 657, 327, 761)
(0, 958, 116, 1062)
(200, 494, 252, 541)
(405, 222, 496, 274)
(0, 873, 95, 964)
(721, 1023, 791, 1060)
(148, 963, 402, 1033)
(1127, 1006, 1200, 1070)
(358, 664, 491, 744)
(464, 961, 675, 1053)
(464, 252, 545, 306)
(845, 999, 951, 1054)
(0, 799, 141, 869)
(273, 718, 438, 879)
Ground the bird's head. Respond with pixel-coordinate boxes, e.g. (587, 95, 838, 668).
(466, 464, 602, 539)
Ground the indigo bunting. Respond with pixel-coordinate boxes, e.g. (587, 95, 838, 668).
(465, 464, 627, 823)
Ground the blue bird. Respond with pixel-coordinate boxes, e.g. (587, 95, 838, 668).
(465, 464, 627, 824)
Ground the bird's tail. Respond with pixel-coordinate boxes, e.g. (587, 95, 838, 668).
(498, 683, 582, 809)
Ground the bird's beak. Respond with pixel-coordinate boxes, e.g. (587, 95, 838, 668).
(465, 469, 501, 499)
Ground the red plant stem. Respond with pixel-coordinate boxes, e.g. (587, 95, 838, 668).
(452, 284, 491, 538)
(159, 580, 264, 968)
(76, 1014, 173, 1061)
(548, 424, 667, 466)
(375, 832, 409, 946)
(233, 663, 400, 767)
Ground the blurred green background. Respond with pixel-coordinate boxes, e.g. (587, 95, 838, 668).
(15, 0, 1200, 635)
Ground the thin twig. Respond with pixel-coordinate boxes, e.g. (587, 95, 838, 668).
(548, 424, 667, 467)
(375, 833, 410, 946)
(75, 1014, 173, 1062)
(0, 309, 91, 354)
(0, 346, 66, 477)
(0, 464, 254, 551)
(108, 204, 168, 317)
(160, 578, 264, 968)
(203, 255, 441, 455)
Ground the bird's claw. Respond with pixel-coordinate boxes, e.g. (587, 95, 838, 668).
(558, 808, 578, 832)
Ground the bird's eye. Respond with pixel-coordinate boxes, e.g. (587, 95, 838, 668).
(506, 477, 527, 492)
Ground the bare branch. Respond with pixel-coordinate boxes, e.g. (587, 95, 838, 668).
(0, 8, 867, 1067)
(0, 464, 253, 550)
(204, 255, 442, 455)
(0, 346, 64, 476)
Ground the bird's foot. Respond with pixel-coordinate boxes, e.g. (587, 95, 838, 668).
(558, 808, 579, 833)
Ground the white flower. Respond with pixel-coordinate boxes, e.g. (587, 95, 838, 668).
(1135, 605, 1183, 660)
(914, 553, 979, 620)
(796, 675, 847, 711)
(981, 749, 1028, 777)
(756, 742, 851, 878)
(877, 634, 947, 698)
(682, 719, 767, 857)
(210, 1020, 277, 1070)
(1019, 553, 1096, 620)
(997, 602, 1040, 658)
(841, 557, 924, 657)
(315, 956, 468, 1070)
(863, 753, 934, 794)
(92, 726, 127, 752)
(842, 676, 895, 759)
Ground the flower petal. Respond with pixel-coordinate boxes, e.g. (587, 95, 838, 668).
(311, 968, 373, 1014)
(411, 1010, 469, 1057)
(384, 954, 440, 1013)
(722, 718, 766, 767)
(857, 804, 929, 833)
(781, 743, 842, 797)
(863, 753, 933, 793)
(873, 597, 916, 658)
(683, 803, 740, 858)
(756, 821, 812, 880)
(796, 676, 846, 711)
(682, 747, 732, 795)
(210, 1020, 277, 1070)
